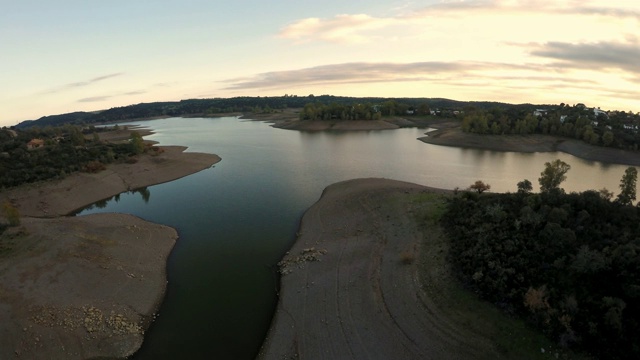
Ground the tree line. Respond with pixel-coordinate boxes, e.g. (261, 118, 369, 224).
(461, 104, 640, 150)
(13, 95, 516, 129)
(441, 160, 640, 359)
(297, 100, 434, 121)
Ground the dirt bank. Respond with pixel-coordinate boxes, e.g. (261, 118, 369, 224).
(0, 214, 177, 359)
(259, 179, 506, 359)
(1, 146, 221, 217)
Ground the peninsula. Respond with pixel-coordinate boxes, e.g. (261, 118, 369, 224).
(0, 129, 220, 359)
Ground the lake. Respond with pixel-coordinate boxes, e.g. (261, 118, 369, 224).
(79, 116, 633, 359)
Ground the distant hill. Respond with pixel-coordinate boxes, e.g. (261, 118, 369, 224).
(15, 95, 545, 129)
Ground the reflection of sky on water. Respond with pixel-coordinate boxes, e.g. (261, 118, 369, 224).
(115, 116, 633, 196)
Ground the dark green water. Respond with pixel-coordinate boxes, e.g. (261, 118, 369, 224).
(78, 116, 631, 359)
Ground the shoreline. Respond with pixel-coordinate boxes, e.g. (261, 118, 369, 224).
(0, 130, 221, 358)
(420, 127, 640, 166)
(0, 214, 178, 359)
(259, 178, 507, 359)
(105, 113, 640, 167)
(2, 145, 221, 217)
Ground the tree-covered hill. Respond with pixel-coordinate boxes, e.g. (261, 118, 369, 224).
(14, 95, 527, 129)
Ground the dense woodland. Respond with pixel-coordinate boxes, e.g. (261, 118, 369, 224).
(442, 161, 640, 359)
(461, 104, 640, 150)
(0, 126, 147, 189)
(13, 95, 516, 129)
(297, 99, 433, 120)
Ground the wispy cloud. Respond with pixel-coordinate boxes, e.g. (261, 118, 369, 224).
(124, 90, 147, 96)
(41, 72, 124, 95)
(279, 14, 394, 44)
(78, 96, 114, 103)
(77, 89, 147, 103)
(223, 61, 550, 90)
(413, 0, 640, 19)
(530, 40, 640, 74)
(224, 62, 461, 89)
(280, 1, 639, 44)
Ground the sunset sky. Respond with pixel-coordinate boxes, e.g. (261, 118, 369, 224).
(1, 0, 639, 126)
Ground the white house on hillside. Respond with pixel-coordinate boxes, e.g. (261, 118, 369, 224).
(593, 107, 608, 118)
(533, 109, 548, 117)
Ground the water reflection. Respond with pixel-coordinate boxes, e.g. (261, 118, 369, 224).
(80, 187, 150, 211)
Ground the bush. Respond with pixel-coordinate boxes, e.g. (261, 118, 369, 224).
(84, 161, 106, 173)
(2, 201, 20, 226)
(400, 251, 416, 265)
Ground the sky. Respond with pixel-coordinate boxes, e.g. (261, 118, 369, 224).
(1, 0, 639, 126)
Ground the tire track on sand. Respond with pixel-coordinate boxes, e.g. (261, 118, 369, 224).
(258, 178, 507, 360)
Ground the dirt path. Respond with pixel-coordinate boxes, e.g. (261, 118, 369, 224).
(258, 178, 505, 360)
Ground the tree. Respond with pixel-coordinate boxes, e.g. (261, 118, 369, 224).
(616, 167, 637, 205)
(2, 201, 20, 226)
(469, 180, 491, 193)
(603, 131, 614, 147)
(538, 159, 571, 193)
(418, 102, 431, 116)
(599, 188, 614, 201)
(517, 179, 533, 194)
(129, 131, 144, 154)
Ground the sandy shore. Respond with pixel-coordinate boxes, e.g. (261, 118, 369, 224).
(420, 127, 640, 166)
(2, 146, 221, 217)
(259, 178, 508, 360)
(0, 136, 221, 358)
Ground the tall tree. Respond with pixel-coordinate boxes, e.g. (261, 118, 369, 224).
(538, 159, 571, 193)
(616, 167, 638, 205)
(517, 179, 533, 194)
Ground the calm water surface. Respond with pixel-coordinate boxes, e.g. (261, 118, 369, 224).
(79, 117, 634, 359)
